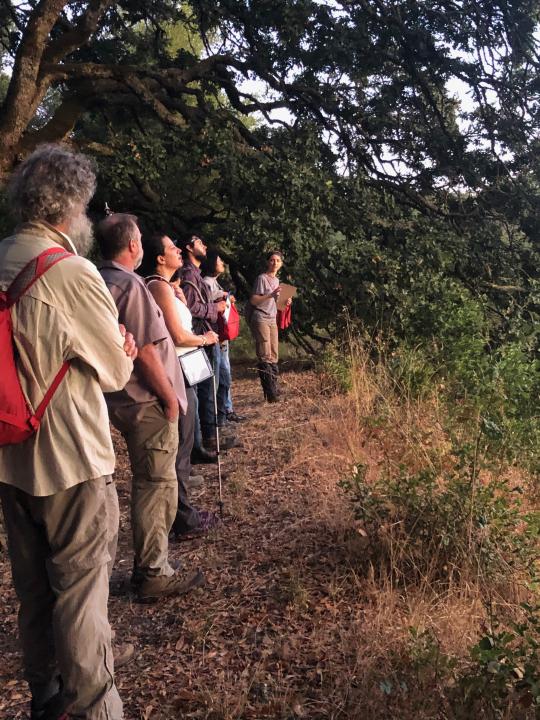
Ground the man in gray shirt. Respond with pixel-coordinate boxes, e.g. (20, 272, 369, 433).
(97, 214, 204, 602)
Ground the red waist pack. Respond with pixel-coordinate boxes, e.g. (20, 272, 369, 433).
(218, 302, 240, 342)
(276, 305, 292, 330)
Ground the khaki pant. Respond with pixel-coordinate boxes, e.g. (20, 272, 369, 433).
(109, 401, 178, 579)
(250, 319, 279, 364)
(0, 477, 123, 720)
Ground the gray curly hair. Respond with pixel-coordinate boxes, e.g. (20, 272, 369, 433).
(8, 144, 96, 225)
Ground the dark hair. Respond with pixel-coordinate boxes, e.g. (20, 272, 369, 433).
(200, 248, 221, 276)
(266, 250, 284, 261)
(96, 213, 138, 260)
(177, 234, 198, 259)
(137, 232, 166, 276)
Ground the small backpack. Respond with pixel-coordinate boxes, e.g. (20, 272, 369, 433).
(276, 304, 292, 330)
(218, 300, 240, 342)
(182, 279, 241, 341)
(0, 247, 72, 446)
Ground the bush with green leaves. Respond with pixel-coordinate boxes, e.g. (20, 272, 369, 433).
(315, 341, 353, 395)
(342, 461, 537, 587)
(452, 604, 540, 719)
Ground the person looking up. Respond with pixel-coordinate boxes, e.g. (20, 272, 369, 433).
(201, 249, 246, 426)
(179, 235, 237, 453)
(138, 232, 220, 540)
(0, 144, 134, 720)
(97, 214, 205, 601)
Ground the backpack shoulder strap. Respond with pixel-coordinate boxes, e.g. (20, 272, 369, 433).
(32, 362, 71, 425)
(182, 279, 205, 303)
(145, 274, 176, 294)
(145, 274, 169, 285)
(7, 247, 72, 307)
(6, 247, 72, 424)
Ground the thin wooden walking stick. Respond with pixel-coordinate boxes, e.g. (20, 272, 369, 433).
(212, 370, 224, 517)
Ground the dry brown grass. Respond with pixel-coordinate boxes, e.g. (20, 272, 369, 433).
(0, 355, 537, 719)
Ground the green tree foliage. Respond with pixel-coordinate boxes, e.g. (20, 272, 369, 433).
(1, 1, 540, 410)
(1, 0, 539, 195)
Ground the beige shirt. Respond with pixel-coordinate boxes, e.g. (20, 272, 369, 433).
(0, 222, 133, 497)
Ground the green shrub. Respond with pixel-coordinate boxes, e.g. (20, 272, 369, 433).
(342, 461, 537, 587)
(453, 604, 540, 719)
(316, 341, 353, 394)
(387, 343, 440, 398)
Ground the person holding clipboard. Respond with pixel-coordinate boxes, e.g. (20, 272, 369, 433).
(247, 250, 293, 402)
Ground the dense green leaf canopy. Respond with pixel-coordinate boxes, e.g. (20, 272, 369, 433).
(1, 1, 540, 192)
(1, 0, 540, 355)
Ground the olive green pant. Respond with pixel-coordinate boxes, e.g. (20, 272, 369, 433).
(109, 401, 179, 580)
(0, 476, 123, 719)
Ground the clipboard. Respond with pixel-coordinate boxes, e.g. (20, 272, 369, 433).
(277, 283, 297, 310)
(179, 348, 214, 386)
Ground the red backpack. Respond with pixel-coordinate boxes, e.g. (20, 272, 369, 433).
(0, 247, 72, 446)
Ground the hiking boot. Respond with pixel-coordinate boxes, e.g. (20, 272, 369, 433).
(258, 361, 278, 402)
(131, 559, 182, 588)
(191, 447, 217, 464)
(227, 411, 247, 423)
(186, 474, 205, 490)
(270, 363, 281, 397)
(137, 569, 206, 603)
(171, 510, 220, 542)
(114, 642, 136, 669)
(205, 434, 237, 452)
(217, 424, 237, 438)
(30, 693, 67, 720)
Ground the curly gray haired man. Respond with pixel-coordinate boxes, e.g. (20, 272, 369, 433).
(0, 145, 135, 720)
(8, 143, 97, 257)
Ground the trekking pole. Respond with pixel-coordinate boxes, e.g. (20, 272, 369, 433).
(211, 369, 224, 518)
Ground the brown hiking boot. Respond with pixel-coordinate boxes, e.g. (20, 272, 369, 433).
(205, 434, 238, 451)
(130, 558, 183, 589)
(114, 641, 136, 669)
(137, 569, 206, 603)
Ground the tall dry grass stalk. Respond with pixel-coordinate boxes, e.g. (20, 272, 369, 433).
(286, 334, 538, 716)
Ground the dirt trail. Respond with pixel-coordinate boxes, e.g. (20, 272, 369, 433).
(0, 366, 371, 720)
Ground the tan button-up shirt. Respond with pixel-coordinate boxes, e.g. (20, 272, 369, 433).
(0, 222, 133, 497)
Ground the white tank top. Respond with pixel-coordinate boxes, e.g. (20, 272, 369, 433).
(174, 296, 194, 357)
(147, 277, 195, 357)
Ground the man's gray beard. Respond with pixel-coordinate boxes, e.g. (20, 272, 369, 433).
(69, 213, 94, 257)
